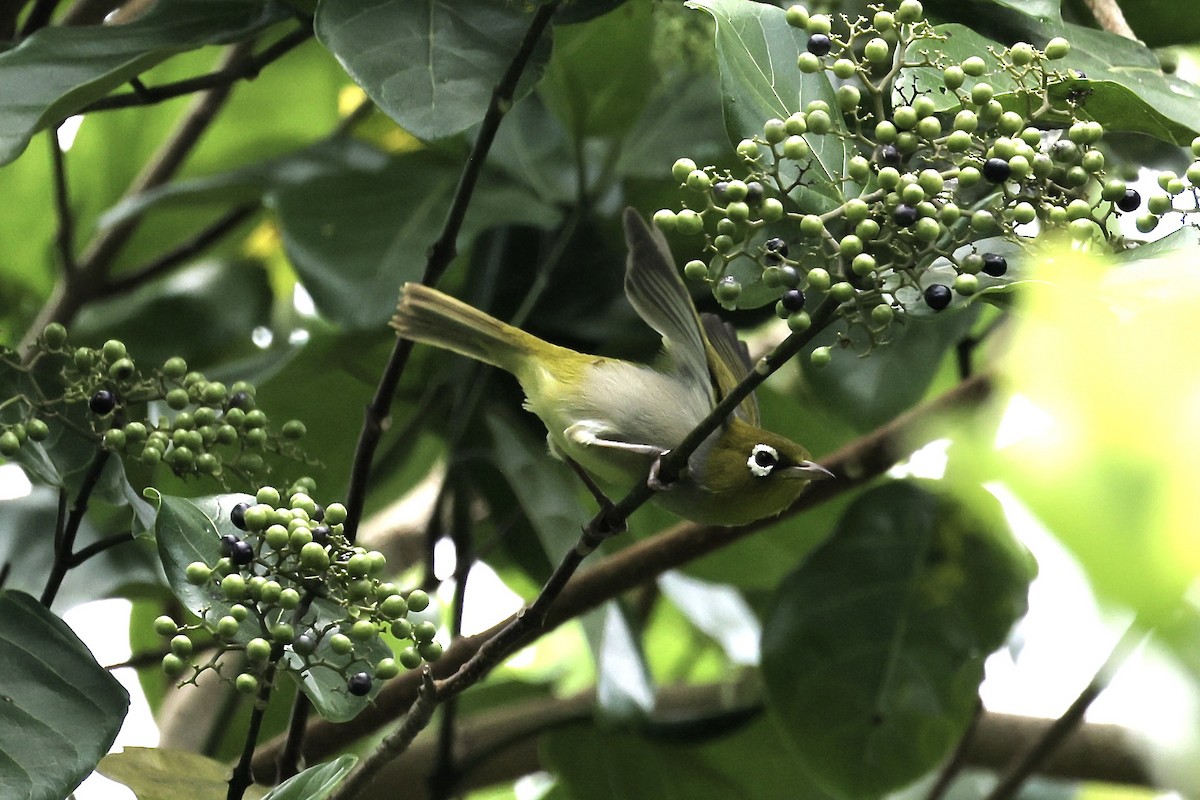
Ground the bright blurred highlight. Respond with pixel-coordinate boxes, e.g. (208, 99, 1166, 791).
(997, 240, 1200, 623)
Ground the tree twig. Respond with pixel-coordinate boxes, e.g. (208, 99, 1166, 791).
(67, 530, 134, 567)
(926, 698, 984, 800)
(82, 24, 314, 113)
(340, 0, 564, 545)
(983, 618, 1147, 800)
(49, 132, 76, 273)
(1080, 0, 1137, 40)
(228, 658, 279, 800)
(98, 203, 259, 297)
(40, 449, 110, 606)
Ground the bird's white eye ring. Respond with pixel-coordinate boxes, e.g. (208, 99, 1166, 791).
(748, 444, 779, 478)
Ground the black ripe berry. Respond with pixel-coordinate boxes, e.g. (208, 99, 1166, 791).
(892, 204, 918, 227)
(231, 540, 254, 566)
(924, 284, 952, 311)
(311, 504, 325, 523)
(1117, 189, 1141, 212)
(807, 33, 832, 57)
(230, 502, 250, 530)
(347, 672, 372, 696)
(781, 289, 806, 312)
(878, 144, 901, 167)
(745, 181, 764, 206)
(982, 157, 1011, 183)
(227, 391, 253, 411)
(311, 525, 331, 545)
(982, 253, 1008, 277)
(712, 181, 730, 201)
(89, 389, 117, 416)
(765, 237, 789, 257)
(220, 534, 239, 557)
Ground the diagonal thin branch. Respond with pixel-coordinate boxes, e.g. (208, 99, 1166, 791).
(252, 371, 997, 774)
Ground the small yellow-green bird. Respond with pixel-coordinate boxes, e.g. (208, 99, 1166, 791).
(391, 209, 831, 526)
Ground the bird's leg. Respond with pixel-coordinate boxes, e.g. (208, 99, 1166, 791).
(563, 456, 626, 537)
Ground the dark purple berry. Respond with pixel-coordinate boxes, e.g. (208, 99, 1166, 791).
(924, 284, 952, 311)
(712, 181, 730, 201)
(293, 634, 316, 656)
(219, 534, 239, 557)
(310, 504, 325, 523)
(347, 672, 372, 696)
(230, 502, 250, 530)
(982, 253, 1008, 277)
(807, 33, 832, 57)
(892, 204, 918, 227)
(227, 391, 254, 411)
(765, 237, 789, 257)
(878, 144, 901, 167)
(781, 289, 806, 312)
(89, 389, 117, 416)
(1116, 189, 1140, 212)
(231, 540, 254, 566)
(745, 181, 764, 206)
(311, 525, 331, 545)
(982, 157, 1011, 183)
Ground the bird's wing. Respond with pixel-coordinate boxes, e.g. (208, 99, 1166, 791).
(700, 313, 760, 426)
(621, 209, 713, 399)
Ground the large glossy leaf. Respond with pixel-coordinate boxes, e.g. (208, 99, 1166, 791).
(800, 302, 980, 432)
(146, 490, 392, 722)
(685, 0, 850, 213)
(0, 590, 129, 800)
(0, 0, 288, 166)
(314, 0, 550, 142)
(760, 481, 1034, 799)
(98, 747, 268, 800)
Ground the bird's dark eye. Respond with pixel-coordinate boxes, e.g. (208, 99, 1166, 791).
(748, 444, 779, 477)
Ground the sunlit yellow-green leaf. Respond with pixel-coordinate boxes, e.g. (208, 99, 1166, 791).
(997, 239, 1200, 622)
(97, 747, 267, 800)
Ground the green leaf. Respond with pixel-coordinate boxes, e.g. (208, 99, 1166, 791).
(657, 571, 760, 666)
(261, 754, 358, 800)
(801, 302, 979, 432)
(760, 481, 1034, 799)
(0, 0, 288, 166)
(314, 0, 550, 141)
(146, 490, 391, 722)
(98, 747, 268, 800)
(685, 0, 850, 212)
(0, 589, 129, 800)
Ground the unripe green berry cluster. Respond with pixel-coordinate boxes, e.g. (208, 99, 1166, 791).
(655, 1, 1150, 364)
(166, 485, 441, 695)
(0, 326, 309, 487)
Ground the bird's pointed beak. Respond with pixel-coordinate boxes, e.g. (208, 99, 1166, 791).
(795, 460, 835, 480)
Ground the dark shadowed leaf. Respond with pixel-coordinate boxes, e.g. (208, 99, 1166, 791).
(761, 481, 1034, 798)
(314, 0, 550, 141)
(0, 0, 288, 165)
(0, 590, 129, 800)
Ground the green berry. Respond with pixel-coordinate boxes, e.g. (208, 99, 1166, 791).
(166, 388, 189, 410)
(221, 574, 246, 600)
(217, 615, 240, 639)
(235, 673, 258, 694)
(829, 282, 854, 302)
(170, 634, 193, 658)
(943, 65, 965, 90)
(390, 619, 414, 640)
(246, 637, 272, 663)
(399, 647, 422, 669)
(652, 209, 677, 231)
(672, 157, 697, 182)
(351, 620, 377, 641)
(279, 587, 301, 610)
(810, 347, 832, 368)
(380, 594, 408, 620)
(805, 13, 831, 34)
(896, 0, 923, 23)
(761, 198, 784, 222)
(1045, 37, 1070, 60)
(871, 304, 894, 326)
(954, 273, 980, 296)
(787, 311, 811, 332)
(101, 340, 127, 364)
(185, 562, 211, 585)
(102, 428, 126, 451)
(329, 633, 353, 655)
(1136, 212, 1159, 233)
(831, 58, 856, 79)
(270, 623, 295, 644)
(1010, 42, 1034, 66)
(806, 268, 831, 291)
(851, 253, 876, 276)
(0, 431, 19, 456)
(162, 654, 187, 677)
(42, 323, 68, 350)
(413, 621, 438, 643)
(961, 56, 986, 77)
(785, 4, 808, 28)
(407, 589, 431, 612)
(375, 658, 400, 680)
(300, 542, 330, 571)
(797, 52, 821, 73)
(782, 135, 810, 161)
(418, 640, 444, 661)
(153, 615, 178, 637)
(807, 110, 831, 134)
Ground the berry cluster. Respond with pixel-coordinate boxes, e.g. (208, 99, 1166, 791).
(156, 485, 441, 699)
(0, 324, 307, 486)
(653, 1, 1183, 363)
